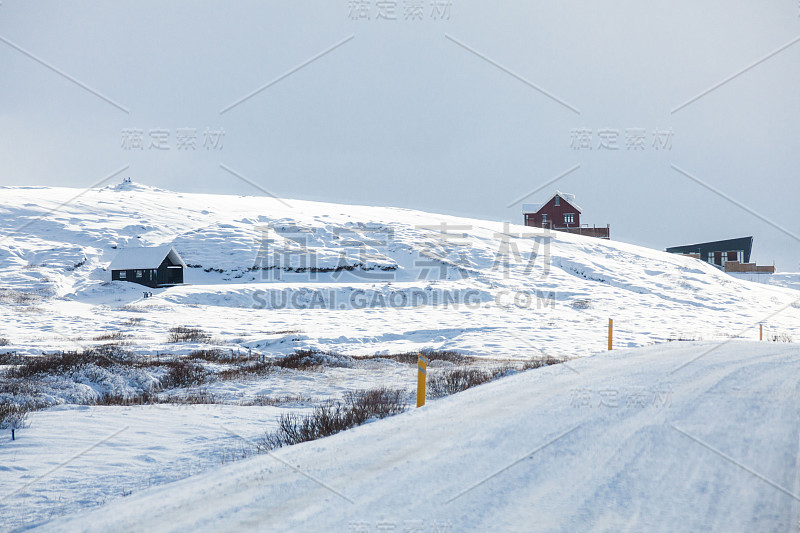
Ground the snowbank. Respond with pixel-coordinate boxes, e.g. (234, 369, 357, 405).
(31, 341, 800, 532)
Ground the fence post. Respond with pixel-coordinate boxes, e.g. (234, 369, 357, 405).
(760, 324, 763, 341)
(608, 319, 613, 351)
(416, 353, 427, 407)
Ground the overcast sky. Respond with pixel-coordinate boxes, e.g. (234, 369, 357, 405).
(1, 1, 798, 270)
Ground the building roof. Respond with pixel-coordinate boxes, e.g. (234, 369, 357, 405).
(521, 191, 582, 213)
(666, 236, 753, 264)
(109, 245, 186, 270)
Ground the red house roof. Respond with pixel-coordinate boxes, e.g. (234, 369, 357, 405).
(522, 191, 582, 214)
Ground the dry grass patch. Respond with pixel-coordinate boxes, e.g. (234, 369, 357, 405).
(354, 349, 470, 365)
(94, 331, 129, 341)
(260, 388, 406, 450)
(241, 394, 315, 407)
(428, 358, 565, 399)
(168, 326, 212, 343)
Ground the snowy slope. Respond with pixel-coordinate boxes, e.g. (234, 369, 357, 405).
(34, 341, 800, 533)
(1, 181, 798, 358)
(728, 272, 800, 293)
(0, 404, 281, 531)
(3, 183, 800, 531)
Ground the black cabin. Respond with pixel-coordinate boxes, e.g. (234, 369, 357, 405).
(109, 245, 186, 288)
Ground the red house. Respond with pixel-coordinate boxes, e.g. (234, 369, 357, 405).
(523, 191, 610, 239)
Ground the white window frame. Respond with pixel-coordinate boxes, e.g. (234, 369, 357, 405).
(119, 271, 126, 279)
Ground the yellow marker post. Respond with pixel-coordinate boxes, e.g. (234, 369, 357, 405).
(608, 318, 613, 351)
(416, 353, 427, 407)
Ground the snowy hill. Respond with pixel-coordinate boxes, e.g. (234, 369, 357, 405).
(728, 272, 800, 293)
(34, 341, 800, 532)
(1, 181, 798, 358)
(3, 182, 800, 531)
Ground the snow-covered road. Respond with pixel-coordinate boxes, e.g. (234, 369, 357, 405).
(36, 341, 800, 532)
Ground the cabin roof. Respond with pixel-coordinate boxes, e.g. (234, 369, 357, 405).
(666, 236, 753, 263)
(109, 245, 186, 270)
(521, 191, 582, 213)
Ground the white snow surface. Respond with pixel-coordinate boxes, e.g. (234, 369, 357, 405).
(1, 181, 798, 358)
(2, 182, 800, 531)
(27, 341, 800, 533)
(728, 272, 800, 293)
(107, 245, 186, 271)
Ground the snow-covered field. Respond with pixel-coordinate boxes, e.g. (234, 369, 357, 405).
(0, 404, 276, 530)
(729, 272, 800, 293)
(1, 181, 798, 358)
(25, 341, 800, 533)
(1, 182, 799, 531)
